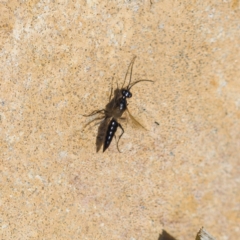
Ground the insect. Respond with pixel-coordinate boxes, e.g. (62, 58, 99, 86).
(84, 56, 153, 152)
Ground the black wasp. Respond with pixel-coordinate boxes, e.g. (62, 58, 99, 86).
(84, 56, 153, 152)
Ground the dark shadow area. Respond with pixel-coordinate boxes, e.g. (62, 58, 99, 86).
(158, 230, 177, 240)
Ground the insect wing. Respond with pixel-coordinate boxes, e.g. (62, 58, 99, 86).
(126, 108, 146, 130)
(96, 117, 111, 152)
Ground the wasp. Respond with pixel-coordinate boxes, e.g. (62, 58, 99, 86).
(84, 56, 153, 152)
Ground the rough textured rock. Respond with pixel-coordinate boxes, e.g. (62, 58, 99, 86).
(1, 1, 239, 239)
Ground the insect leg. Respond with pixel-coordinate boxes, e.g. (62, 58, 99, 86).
(83, 109, 106, 117)
(83, 116, 105, 130)
(116, 123, 124, 153)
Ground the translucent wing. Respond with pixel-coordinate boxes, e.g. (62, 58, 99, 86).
(126, 108, 146, 130)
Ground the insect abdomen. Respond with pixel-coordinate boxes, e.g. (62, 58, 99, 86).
(103, 119, 118, 152)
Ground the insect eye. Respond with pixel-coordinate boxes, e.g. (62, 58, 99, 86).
(128, 92, 132, 98)
(122, 90, 126, 95)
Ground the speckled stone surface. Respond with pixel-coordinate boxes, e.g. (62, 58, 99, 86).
(0, 1, 239, 239)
